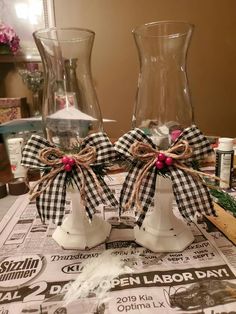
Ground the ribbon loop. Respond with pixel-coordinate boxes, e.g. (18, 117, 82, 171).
(165, 140, 193, 160)
(39, 147, 64, 166)
(74, 146, 96, 166)
(130, 142, 157, 161)
(130, 139, 193, 165)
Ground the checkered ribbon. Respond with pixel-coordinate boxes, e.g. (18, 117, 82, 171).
(115, 125, 215, 226)
(21, 133, 118, 225)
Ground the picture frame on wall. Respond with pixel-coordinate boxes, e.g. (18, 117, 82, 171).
(0, 0, 55, 61)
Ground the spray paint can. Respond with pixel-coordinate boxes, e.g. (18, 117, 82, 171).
(215, 138, 234, 189)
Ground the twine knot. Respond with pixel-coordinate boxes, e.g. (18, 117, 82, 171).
(131, 139, 193, 166)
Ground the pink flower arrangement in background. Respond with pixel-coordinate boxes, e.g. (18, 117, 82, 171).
(0, 23, 20, 54)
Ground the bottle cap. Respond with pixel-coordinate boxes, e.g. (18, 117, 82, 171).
(218, 138, 234, 151)
(0, 182, 7, 199)
(8, 178, 29, 196)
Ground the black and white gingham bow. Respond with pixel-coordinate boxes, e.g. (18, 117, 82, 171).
(21, 133, 118, 225)
(115, 125, 215, 226)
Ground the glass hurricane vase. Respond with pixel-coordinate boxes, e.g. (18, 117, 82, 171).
(34, 27, 103, 149)
(133, 20, 194, 148)
(33, 27, 111, 250)
(132, 21, 194, 252)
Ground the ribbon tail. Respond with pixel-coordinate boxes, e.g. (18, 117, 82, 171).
(29, 167, 63, 200)
(74, 165, 87, 206)
(36, 171, 67, 225)
(96, 175, 119, 207)
(134, 158, 157, 211)
(70, 169, 94, 221)
(170, 167, 215, 220)
(71, 168, 99, 218)
(119, 161, 156, 224)
(72, 168, 94, 221)
(175, 161, 227, 186)
(135, 167, 157, 227)
(81, 168, 116, 218)
(119, 161, 143, 212)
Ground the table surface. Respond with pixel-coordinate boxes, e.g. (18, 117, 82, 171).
(0, 178, 235, 313)
(0, 194, 19, 221)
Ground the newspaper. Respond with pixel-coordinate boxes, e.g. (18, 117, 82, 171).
(0, 173, 236, 313)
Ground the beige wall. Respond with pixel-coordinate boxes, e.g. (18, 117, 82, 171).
(3, 1, 236, 139)
(54, 0, 236, 138)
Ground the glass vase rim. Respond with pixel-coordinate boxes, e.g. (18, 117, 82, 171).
(33, 27, 95, 43)
(132, 20, 194, 38)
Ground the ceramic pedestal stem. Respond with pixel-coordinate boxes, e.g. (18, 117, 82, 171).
(134, 175, 194, 252)
(52, 188, 111, 250)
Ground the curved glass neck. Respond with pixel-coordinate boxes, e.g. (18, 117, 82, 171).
(132, 21, 194, 148)
(34, 28, 103, 151)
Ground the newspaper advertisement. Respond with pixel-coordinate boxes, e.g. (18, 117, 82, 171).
(0, 173, 235, 313)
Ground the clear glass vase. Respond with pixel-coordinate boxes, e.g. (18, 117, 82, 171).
(33, 27, 103, 150)
(132, 21, 194, 252)
(33, 28, 110, 250)
(133, 21, 194, 148)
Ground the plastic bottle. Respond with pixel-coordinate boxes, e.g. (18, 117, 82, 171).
(215, 138, 234, 189)
(7, 136, 26, 179)
(0, 134, 13, 183)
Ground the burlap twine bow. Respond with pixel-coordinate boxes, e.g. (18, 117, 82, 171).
(21, 133, 118, 225)
(127, 140, 221, 212)
(29, 145, 102, 206)
(115, 125, 218, 226)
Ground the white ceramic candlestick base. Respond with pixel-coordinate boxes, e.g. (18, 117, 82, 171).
(134, 176, 194, 252)
(52, 188, 111, 250)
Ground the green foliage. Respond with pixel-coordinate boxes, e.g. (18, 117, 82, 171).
(115, 155, 135, 172)
(210, 188, 236, 217)
(190, 159, 200, 170)
(90, 163, 110, 180)
(65, 171, 75, 188)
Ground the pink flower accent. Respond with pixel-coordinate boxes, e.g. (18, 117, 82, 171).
(171, 129, 182, 142)
(0, 23, 20, 54)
